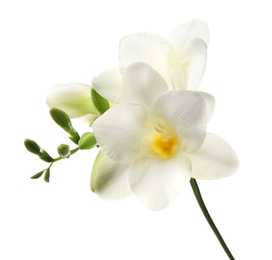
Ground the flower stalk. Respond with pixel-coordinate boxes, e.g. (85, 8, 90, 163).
(190, 178, 235, 260)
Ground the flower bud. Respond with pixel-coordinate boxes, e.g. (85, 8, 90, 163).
(50, 108, 80, 144)
(46, 83, 98, 118)
(57, 144, 70, 158)
(79, 132, 97, 150)
(24, 139, 41, 155)
(50, 108, 72, 132)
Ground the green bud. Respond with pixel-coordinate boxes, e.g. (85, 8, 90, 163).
(57, 144, 70, 158)
(24, 139, 53, 162)
(49, 108, 80, 144)
(44, 168, 50, 183)
(50, 108, 72, 132)
(31, 170, 45, 179)
(78, 132, 97, 150)
(91, 88, 110, 115)
(24, 139, 41, 155)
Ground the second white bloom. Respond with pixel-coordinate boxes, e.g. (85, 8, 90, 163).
(92, 19, 209, 102)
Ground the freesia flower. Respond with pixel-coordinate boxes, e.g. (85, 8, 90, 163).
(92, 19, 212, 112)
(92, 63, 239, 210)
(46, 83, 99, 125)
(25, 20, 239, 258)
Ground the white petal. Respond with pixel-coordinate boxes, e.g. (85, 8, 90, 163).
(168, 19, 210, 56)
(128, 155, 191, 211)
(119, 33, 175, 87)
(92, 68, 122, 103)
(183, 38, 207, 90)
(122, 62, 168, 107)
(188, 133, 239, 179)
(197, 91, 215, 121)
(46, 83, 97, 118)
(153, 90, 207, 153)
(91, 151, 132, 200)
(93, 103, 148, 162)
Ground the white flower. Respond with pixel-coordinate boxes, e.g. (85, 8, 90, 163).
(46, 83, 99, 125)
(92, 63, 239, 211)
(92, 19, 211, 105)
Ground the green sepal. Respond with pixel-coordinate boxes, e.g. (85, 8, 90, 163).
(38, 150, 54, 162)
(49, 108, 80, 144)
(91, 88, 110, 115)
(79, 132, 97, 150)
(68, 128, 80, 145)
(31, 170, 45, 179)
(24, 139, 41, 155)
(68, 133, 80, 145)
(44, 168, 50, 183)
(57, 144, 70, 158)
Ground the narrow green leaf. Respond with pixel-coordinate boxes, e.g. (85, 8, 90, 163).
(91, 88, 110, 115)
(79, 132, 97, 150)
(31, 170, 45, 179)
(44, 168, 50, 183)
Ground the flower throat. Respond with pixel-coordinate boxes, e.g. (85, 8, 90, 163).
(150, 124, 177, 159)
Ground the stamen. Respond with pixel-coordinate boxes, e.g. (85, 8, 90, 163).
(155, 127, 162, 133)
(158, 123, 165, 129)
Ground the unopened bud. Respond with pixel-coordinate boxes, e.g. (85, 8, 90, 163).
(57, 144, 70, 158)
(50, 108, 72, 132)
(50, 108, 80, 144)
(78, 132, 97, 150)
(24, 139, 41, 155)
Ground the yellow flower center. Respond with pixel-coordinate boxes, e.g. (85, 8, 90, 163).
(151, 132, 177, 159)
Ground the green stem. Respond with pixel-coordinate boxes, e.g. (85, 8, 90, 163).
(42, 147, 80, 182)
(190, 178, 235, 260)
(70, 147, 79, 155)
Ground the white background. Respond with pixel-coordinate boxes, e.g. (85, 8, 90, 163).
(1, 0, 271, 259)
